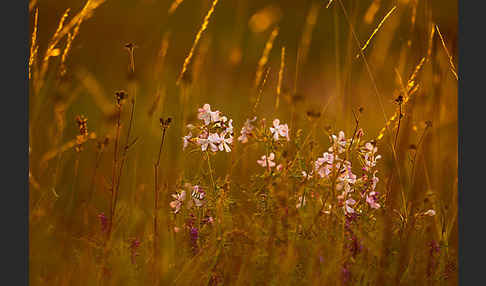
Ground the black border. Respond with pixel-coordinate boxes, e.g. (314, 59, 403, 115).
(459, 0, 486, 285)
(0, 0, 476, 284)
(1, 0, 29, 284)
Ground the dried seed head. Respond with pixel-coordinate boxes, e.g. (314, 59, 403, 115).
(124, 42, 136, 51)
(394, 95, 404, 105)
(115, 90, 128, 107)
(291, 92, 305, 103)
(160, 117, 173, 129)
(306, 110, 321, 118)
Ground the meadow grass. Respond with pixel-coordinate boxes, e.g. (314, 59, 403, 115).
(29, 0, 457, 285)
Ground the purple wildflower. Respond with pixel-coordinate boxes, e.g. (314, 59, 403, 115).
(98, 212, 108, 232)
(129, 238, 141, 265)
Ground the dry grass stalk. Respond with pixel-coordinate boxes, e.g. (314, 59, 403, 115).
(275, 46, 286, 110)
(356, 5, 397, 58)
(435, 24, 458, 80)
(29, 8, 39, 81)
(168, 0, 185, 15)
(177, 0, 219, 86)
(254, 27, 279, 88)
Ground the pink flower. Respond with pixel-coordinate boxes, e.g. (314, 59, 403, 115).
(329, 131, 347, 154)
(361, 142, 381, 171)
(198, 104, 220, 125)
(344, 198, 356, 214)
(366, 191, 381, 209)
(371, 171, 379, 190)
(170, 191, 186, 213)
(97, 213, 108, 232)
(270, 119, 290, 141)
(257, 152, 276, 168)
(341, 161, 357, 184)
(238, 117, 256, 143)
(314, 152, 335, 178)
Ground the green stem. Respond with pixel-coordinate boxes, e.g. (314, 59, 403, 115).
(206, 151, 216, 194)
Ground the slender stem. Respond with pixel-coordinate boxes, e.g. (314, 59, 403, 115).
(410, 126, 429, 186)
(108, 106, 122, 237)
(394, 104, 403, 151)
(112, 99, 136, 226)
(153, 126, 167, 285)
(206, 151, 216, 194)
(88, 149, 104, 205)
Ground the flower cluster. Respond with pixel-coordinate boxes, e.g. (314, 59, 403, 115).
(183, 104, 234, 152)
(238, 117, 290, 144)
(169, 183, 207, 214)
(301, 131, 382, 214)
(360, 142, 382, 172)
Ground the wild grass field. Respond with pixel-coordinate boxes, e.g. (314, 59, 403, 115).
(28, 0, 458, 285)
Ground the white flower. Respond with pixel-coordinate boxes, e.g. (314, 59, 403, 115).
(191, 185, 206, 207)
(219, 132, 233, 152)
(197, 137, 209, 151)
(226, 119, 234, 135)
(208, 133, 222, 152)
(182, 132, 192, 150)
(269, 119, 290, 141)
(424, 209, 436, 216)
(198, 104, 220, 125)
